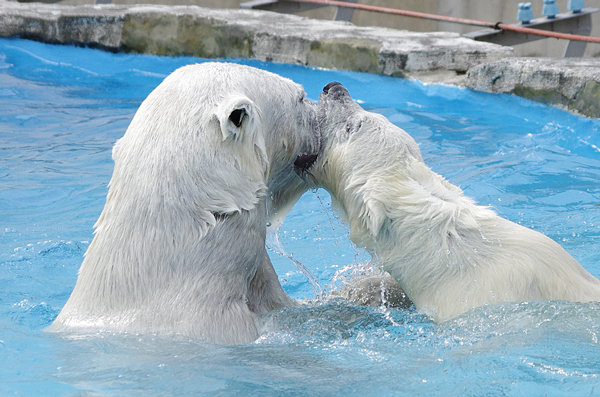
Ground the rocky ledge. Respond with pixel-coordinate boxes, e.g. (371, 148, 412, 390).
(2, 1, 600, 117)
(0, 1, 512, 78)
(466, 57, 600, 118)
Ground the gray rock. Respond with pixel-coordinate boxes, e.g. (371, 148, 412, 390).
(0, 3, 125, 49)
(466, 57, 600, 118)
(4, 2, 597, 117)
(0, 1, 514, 76)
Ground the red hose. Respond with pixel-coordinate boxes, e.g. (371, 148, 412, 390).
(294, 0, 600, 43)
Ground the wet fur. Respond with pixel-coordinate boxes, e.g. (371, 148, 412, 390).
(50, 63, 319, 344)
(306, 83, 600, 322)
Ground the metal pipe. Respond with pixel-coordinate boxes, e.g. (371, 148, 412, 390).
(293, 0, 600, 43)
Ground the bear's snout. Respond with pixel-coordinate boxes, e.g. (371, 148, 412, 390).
(322, 82, 349, 98)
(323, 81, 343, 93)
(294, 153, 318, 175)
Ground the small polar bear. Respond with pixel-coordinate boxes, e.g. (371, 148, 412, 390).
(49, 63, 320, 344)
(295, 81, 600, 323)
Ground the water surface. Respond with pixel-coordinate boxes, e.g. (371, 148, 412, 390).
(1, 38, 600, 396)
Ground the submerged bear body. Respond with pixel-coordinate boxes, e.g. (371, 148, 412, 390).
(50, 63, 319, 344)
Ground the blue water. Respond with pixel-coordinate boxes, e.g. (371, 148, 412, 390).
(2, 37, 600, 396)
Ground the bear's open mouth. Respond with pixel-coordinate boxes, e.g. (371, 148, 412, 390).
(294, 153, 318, 175)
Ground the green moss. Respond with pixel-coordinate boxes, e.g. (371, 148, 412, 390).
(574, 80, 600, 119)
(307, 38, 381, 74)
(513, 81, 600, 119)
(176, 16, 252, 59)
(121, 13, 252, 58)
(121, 13, 179, 55)
(390, 70, 407, 78)
(512, 85, 566, 106)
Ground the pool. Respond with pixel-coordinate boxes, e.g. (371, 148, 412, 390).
(1, 37, 600, 396)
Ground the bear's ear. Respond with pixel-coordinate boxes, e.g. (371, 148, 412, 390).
(215, 95, 258, 141)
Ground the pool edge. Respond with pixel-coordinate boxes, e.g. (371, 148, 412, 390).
(1, 0, 600, 118)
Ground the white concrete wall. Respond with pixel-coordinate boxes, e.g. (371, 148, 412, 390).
(307, 0, 600, 58)
(433, 0, 600, 58)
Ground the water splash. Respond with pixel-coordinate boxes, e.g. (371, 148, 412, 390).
(314, 189, 342, 240)
(266, 227, 324, 300)
(312, 189, 403, 307)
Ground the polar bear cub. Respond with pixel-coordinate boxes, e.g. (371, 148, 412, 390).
(296, 82, 600, 323)
(49, 63, 319, 344)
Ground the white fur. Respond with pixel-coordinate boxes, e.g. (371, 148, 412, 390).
(309, 83, 600, 323)
(49, 63, 319, 344)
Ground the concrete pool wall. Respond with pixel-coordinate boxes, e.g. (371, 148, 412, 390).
(1, 0, 600, 118)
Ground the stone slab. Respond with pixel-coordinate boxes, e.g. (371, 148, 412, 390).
(0, 0, 514, 76)
(465, 58, 600, 118)
(4, 1, 598, 117)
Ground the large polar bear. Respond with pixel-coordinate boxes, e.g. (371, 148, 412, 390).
(49, 63, 320, 344)
(295, 82, 600, 323)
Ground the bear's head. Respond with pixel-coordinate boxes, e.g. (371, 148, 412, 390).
(108, 63, 320, 237)
(295, 82, 423, 241)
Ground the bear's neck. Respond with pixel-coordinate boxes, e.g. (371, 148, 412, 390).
(340, 161, 497, 299)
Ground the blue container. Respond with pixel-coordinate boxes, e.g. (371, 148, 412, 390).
(517, 2, 534, 24)
(543, 0, 560, 18)
(568, 0, 586, 13)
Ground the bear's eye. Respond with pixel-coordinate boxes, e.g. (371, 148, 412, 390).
(345, 118, 362, 135)
(229, 109, 246, 128)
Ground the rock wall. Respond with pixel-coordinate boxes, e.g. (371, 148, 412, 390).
(2, 1, 600, 117)
(0, 1, 513, 77)
(466, 58, 600, 118)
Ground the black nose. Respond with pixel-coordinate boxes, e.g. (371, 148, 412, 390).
(294, 153, 318, 174)
(323, 82, 343, 94)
